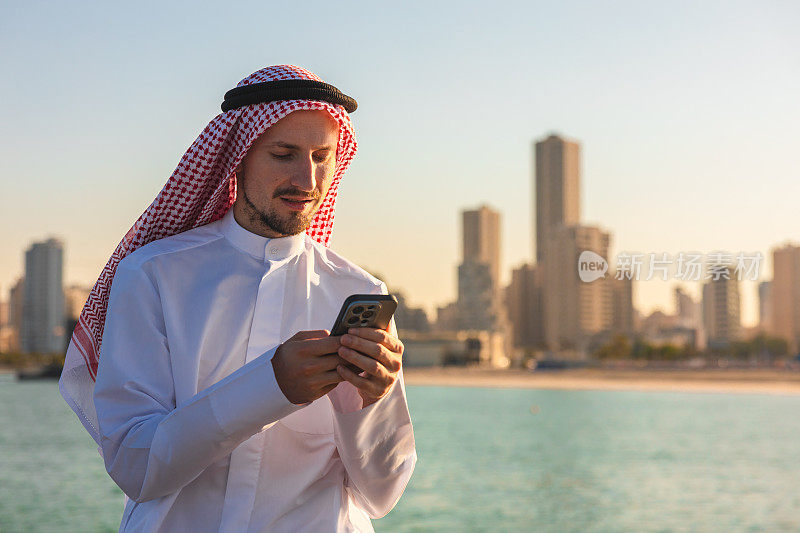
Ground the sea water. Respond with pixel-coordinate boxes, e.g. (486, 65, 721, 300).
(1, 373, 798, 532)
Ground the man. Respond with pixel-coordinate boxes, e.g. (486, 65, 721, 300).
(59, 65, 416, 532)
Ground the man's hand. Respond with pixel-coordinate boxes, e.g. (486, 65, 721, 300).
(335, 327, 404, 408)
(271, 330, 348, 405)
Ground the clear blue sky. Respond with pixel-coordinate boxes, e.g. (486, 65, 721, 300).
(1, 1, 799, 325)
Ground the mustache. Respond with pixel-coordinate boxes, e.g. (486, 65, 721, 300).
(272, 187, 321, 200)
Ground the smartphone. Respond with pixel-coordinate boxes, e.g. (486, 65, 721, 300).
(330, 294, 398, 336)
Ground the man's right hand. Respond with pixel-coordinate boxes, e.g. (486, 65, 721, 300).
(271, 330, 348, 405)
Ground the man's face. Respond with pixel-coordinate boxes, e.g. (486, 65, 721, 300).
(233, 109, 339, 238)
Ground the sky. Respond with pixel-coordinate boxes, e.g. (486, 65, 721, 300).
(1, 0, 799, 326)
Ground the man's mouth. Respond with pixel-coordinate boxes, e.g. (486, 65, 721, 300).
(279, 197, 315, 211)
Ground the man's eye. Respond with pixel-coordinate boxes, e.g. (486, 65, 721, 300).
(313, 153, 331, 163)
(271, 153, 292, 160)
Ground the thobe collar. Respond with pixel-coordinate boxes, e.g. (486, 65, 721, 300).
(221, 208, 306, 263)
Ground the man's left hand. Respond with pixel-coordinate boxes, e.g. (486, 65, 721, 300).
(336, 327, 403, 408)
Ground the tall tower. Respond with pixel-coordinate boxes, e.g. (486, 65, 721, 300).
(534, 134, 581, 263)
(543, 224, 611, 354)
(457, 205, 503, 330)
(609, 275, 635, 335)
(702, 263, 741, 350)
(505, 263, 545, 349)
(771, 243, 800, 353)
(674, 286, 700, 329)
(8, 278, 24, 352)
(22, 238, 65, 354)
(462, 205, 502, 287)
(758, 280, 773, 334)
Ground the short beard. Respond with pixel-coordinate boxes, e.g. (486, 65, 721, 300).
(240, 183, 320, 237)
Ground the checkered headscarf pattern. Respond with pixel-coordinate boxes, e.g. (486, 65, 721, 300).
(71, 65, 358, 380)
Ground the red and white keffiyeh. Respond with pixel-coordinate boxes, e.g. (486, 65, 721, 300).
(60, 65, 358, 443)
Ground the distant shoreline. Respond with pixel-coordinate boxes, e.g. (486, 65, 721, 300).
(5, 364, 800, 396)
(403, 366, 800, 396)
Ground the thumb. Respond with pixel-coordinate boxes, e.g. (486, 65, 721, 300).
(289, 329, 331, 341)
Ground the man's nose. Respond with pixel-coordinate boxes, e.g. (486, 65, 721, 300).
(291, 154, 316, 192)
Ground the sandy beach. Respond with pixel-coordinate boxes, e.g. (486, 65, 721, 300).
(403, 366, 800, 396)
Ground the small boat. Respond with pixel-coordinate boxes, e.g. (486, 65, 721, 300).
(531, 359, 591, 371)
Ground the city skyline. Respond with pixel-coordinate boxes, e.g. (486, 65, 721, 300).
(4, 205, 796, 358)
(2, 207, 796, 332)
(1, 139, 794, 332)
(1, 2, 798, 327)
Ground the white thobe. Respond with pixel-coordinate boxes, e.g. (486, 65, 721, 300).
(93, 208, 417, 532)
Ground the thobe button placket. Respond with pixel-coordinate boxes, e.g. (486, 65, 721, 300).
(218, 264, 287, 532)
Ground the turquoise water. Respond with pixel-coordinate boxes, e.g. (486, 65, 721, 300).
(1, 374, 799, 532)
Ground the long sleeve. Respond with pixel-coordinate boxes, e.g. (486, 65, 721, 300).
(93, 259, 304, 503)
(327, 318, 417, 519)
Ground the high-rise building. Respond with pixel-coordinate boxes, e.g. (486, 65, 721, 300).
(456, 205, 504, 331)
(505, 263, 545, 349)
(771, 243, 800, 353)
(0, 298, 9, 353)
(21, 238, 65, 354)
(457, 262, 496, 330)
(462, 205, 502, 287)
(608, 275, 635, 334)
(668, 284, 703, 348)
(534, 134, 581, 263)
(543, 224, 611, 354)
(758, 280, 773, 334)
(7, 278, 24, 352)
(674, 285, 700, 329)
(702, 263, 741, 350)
